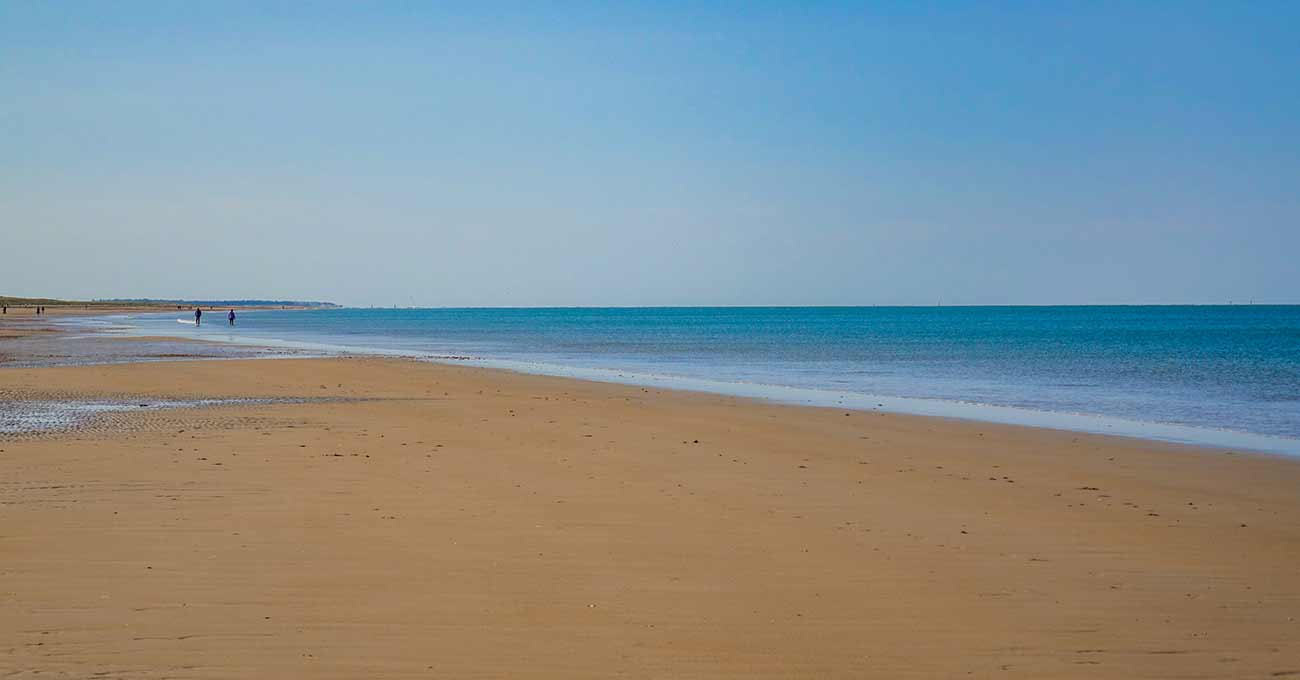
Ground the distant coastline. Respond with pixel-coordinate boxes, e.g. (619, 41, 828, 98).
(93, 298, 340, 308)
(2, 294, 338, 309)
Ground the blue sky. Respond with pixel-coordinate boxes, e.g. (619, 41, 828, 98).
(3, 2, 1297, 305)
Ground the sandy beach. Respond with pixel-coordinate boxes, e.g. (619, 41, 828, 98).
(9, 0, 1299, 675)
(3, 352, 1299, 678)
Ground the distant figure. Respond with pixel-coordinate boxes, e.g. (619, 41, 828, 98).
(195, 308, 202, 326)
(228, 309, 236, 326)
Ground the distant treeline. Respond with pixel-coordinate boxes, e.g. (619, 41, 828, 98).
(94, 298, 340, 307)
(0, 296, 82, 306)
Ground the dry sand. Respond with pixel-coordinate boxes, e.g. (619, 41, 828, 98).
(2, 357, 1299, 678)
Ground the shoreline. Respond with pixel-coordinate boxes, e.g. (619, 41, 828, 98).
(3, 355, 1299, 677)
(71, 310, 1300, 457)
(0, 312, 322, 370)
(0, 352, 1246, 462)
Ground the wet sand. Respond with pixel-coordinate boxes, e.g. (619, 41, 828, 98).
(0, 312, 319, 369)
(3, 356, 1300, 678)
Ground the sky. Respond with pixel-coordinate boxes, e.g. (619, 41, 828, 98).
(3, 2, 1298, 307)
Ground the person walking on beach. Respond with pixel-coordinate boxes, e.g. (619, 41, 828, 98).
(228, 309, 236, 326)
(195, 307, 202, 326)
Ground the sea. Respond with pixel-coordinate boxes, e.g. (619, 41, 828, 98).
(96, 305, 1300, 455)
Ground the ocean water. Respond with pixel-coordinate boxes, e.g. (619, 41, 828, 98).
(107, 306, 1300, 454)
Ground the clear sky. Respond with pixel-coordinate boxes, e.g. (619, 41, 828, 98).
(3, 2, 1298, 306)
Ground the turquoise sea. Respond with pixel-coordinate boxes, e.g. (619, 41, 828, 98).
(110, 306, 1300, 454)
